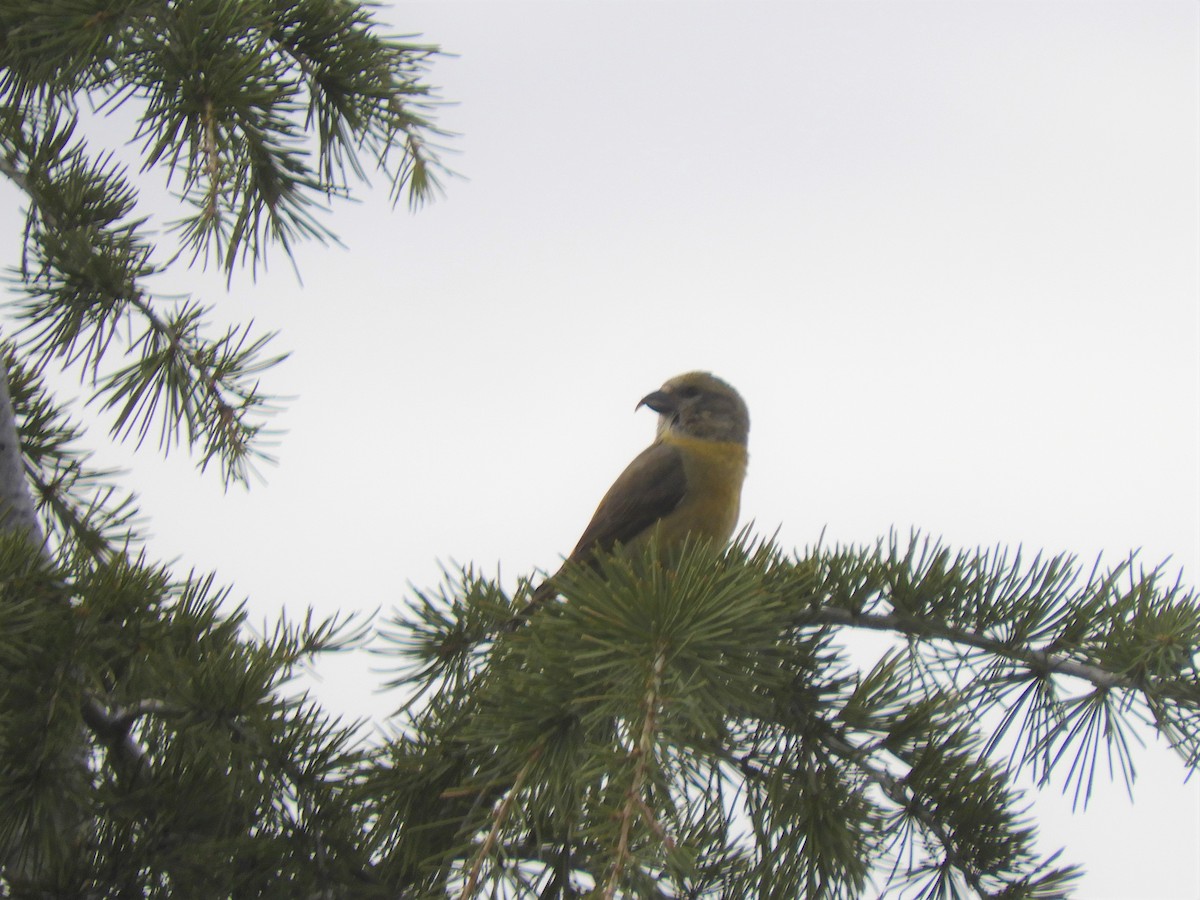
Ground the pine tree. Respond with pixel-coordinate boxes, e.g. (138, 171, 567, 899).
(0, 2, 440, 896)
(1, 5, 1197, 900)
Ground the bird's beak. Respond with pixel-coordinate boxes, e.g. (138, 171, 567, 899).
(637, 389, 676, 415)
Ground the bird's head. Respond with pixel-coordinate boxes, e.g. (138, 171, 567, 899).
(637, 372, 749, 445)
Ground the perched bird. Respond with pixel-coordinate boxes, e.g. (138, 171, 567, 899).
(524, 371, 750, 615)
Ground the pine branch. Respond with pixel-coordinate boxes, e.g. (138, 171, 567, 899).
(819, 732, 1078, 899)
(119, 0, 447, 270)
(101, 293, 285, 483)
(260, 0, 448, 205)
(1, 3, 453, 893)
(805, 607, 1125, 690)
(0, 1, 449, 482)
(3, 345, 142, 560)
(68, 569, 378, 893)
(822, 734, 978, 890)
(800, 534, 1200, 795)
(0, 113, 284, 485)
(381, 536, 1196, 897)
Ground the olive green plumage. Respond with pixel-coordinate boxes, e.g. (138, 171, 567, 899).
(529, 372, 750, 612)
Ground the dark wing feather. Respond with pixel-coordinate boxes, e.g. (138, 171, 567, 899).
(567, 441, 687, 565)
(515, 442, 688, 624)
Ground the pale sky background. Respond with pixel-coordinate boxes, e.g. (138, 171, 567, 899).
(2, 1, 1197, 897)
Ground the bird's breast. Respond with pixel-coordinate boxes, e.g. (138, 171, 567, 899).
(657, 434, 748, 547)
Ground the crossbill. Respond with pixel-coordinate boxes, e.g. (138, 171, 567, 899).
(526, 371, 749, 613)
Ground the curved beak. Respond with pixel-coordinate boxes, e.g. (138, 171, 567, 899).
(636, 389, 676, 415)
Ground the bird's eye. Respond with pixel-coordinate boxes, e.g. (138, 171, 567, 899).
(678, 385, 701, 399)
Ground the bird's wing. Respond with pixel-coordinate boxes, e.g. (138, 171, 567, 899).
(567, 441, 688, 564)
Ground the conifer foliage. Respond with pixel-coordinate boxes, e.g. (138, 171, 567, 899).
(381, 535, 1199, 897)
(0, 4, 1197, 899)
(0, 2, 440, 896)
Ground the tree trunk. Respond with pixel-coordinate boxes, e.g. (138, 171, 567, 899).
(0, 359, 42, 542)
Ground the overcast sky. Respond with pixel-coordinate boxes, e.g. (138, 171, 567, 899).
(5, 1, 1197, 896)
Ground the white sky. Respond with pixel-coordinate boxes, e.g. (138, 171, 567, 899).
(3, 1, 1197, 896)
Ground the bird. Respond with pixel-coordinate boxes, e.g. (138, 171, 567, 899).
(521, 371, 750, 619)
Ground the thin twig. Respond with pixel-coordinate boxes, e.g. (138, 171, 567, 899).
(202, 97, 221, 222)
(458, 741, 545, 899)
(820, 732, 1001, 899)
(803, 606, 1125, 689)
(603, 645, 668, 899)
(124, 294, 244, 449)
(635, 796, 675, 850)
